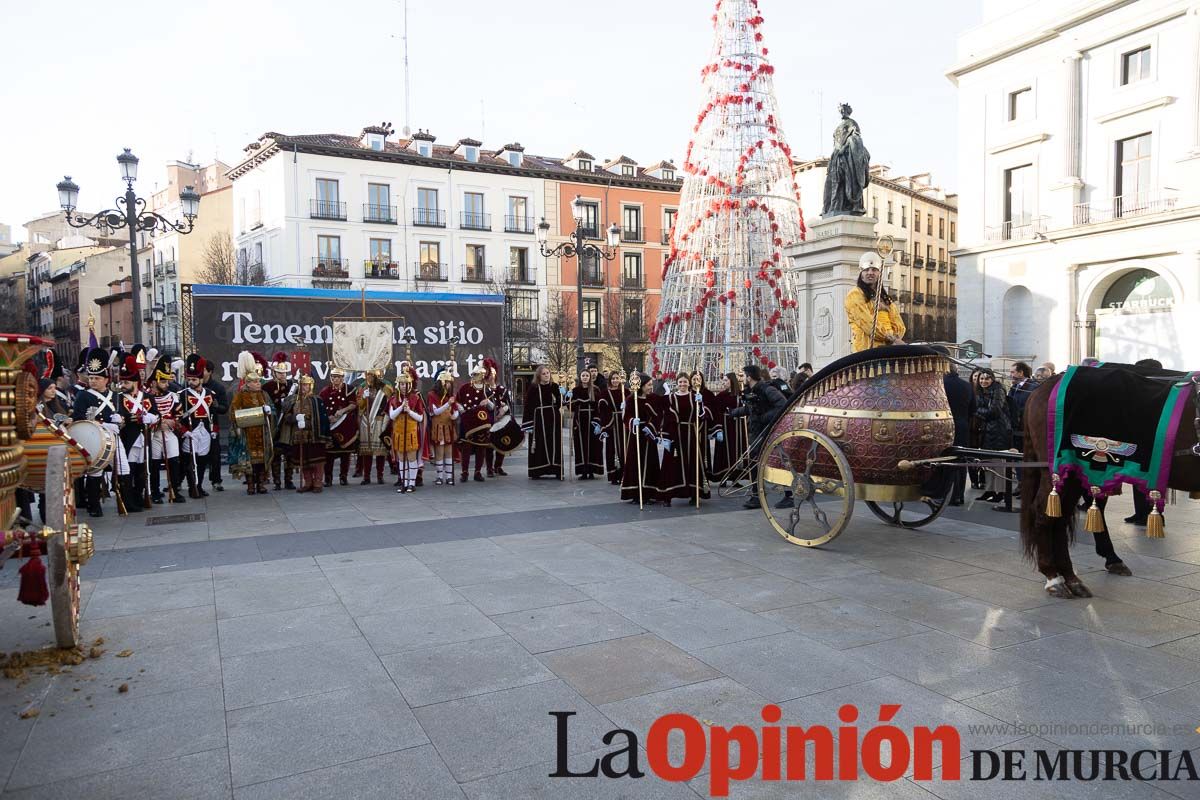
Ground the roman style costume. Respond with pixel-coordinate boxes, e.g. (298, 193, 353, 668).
(356, 371, 394, 484)
(262, 352, 295, 489)
(280, 373, 329, 492)
(229, 351, 276, 495)
(319, 367, 358, 486)
(426, 372, 461, 485)
(388, 366, 425, 493)
(522, 378, 563, 480)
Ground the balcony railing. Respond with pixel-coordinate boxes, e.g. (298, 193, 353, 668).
(899, 290, 912, 304)
(164, 260, 176, 276)
(937, 260, 947, 273)
(460, 212, 491, 231)
(936, 296, 947, 308)
(504, 216, 534, 234)
(621, 226, 644, 243)
(621, 273, 644, 290)
(52, 299, 68, 311)
(460, 264, 491, 283)
(413, 262, 448, 282)
(949, 259, 957, 274)
(310, 199, 347, 221)
(412, 208, 446, 227)
(1072, 193, 1179, 226)
(581, 269, 606, 288)
(897, 252, 911, 266)
(622, 323, 647, 341)
(583, 326, 602, 340)
(925, 259, 937, 271)
(364, 260, 401, 279)
(167, 301, 179, 316)
(141, 274, 152, 287)
(312, 257, 350, 278)
(142, 310, 153, 322)
(913, 256, 924, 268)
(506, 269, 536, 285)
(950, 297, 957, 309)
(983, 216, 1049, 242)
(661, 230, 673, 245)
(363, 204, 398, 224)
(579, 226, 600, 240)
(913, 292, 925, 304)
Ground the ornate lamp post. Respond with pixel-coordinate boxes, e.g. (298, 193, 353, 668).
(56, 148, 200, 344)
(537, 195, 620, 376)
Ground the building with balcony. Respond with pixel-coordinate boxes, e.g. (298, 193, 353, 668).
(228, 123, 682, 383)
(794, 160, 960, 343)
(949, 0, 1200, 369)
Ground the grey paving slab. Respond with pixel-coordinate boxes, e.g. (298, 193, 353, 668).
(383, 635, 556, 707)
(760, 598, 933, 650)
(807, 572, 968, 616)
(492, 600, 646, 653)
(644, 552, 767, 584)
(1085, 574, 1200, 610)
(462, 747, 702, 800)
(212, 557, 320, 579)
(849, 629, 1053, 700)
(82, 575, 215, 620)
(407, 537, 511, 564)
(355, 602, 504, 655)
(8, 685, 226, 791)
(217, 603, 362, 658)
(313, 545, 426, 569)
(288, 510, 375, 533)
(964, 673, 1200, 753)
(222, 636, 393, 710)
(254, 530, 336, 560)
(226, 683, 428, 787)
(412, 680, 612, 784)
(1155, 634, 1200, 662)
(425, 552, 550, 587)
(933, 570, 1057, 611)
(539, 633, 720, 705)
(214, 572, 339, 620)
(851, 552, 989, 584)
(40, 637, 221, 714)
(576, 574, 714, 614)
(83, 604, 218, 653)
(523, 543, 657, 585)
(891, 597, 1074, 648)
(233, 745, 465, 800)
(3, 748, 232, 800)
(1094, 552, 1200, 581)
(1003, 629, 1200, 699)
(1026, 597, 1200, 647)
(695, 632, 887, 703)
(457, 573, 587, 615)
(597, 678, 772, 765)
(624, 598, 788, 651)
(692, 573, 836, 612)
(594, 533, 709, 563)
(325, 571, 461, 616)
(321, 526, 405, 553)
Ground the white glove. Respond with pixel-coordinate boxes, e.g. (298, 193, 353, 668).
(363, 388, 370, 398)
(591, 421, 602, 436)
(262, 404, 272, 414)
(109, 413, 123, 424)
(103, 422, 120, 435)
(620, 401, 626, 413)
(600, 432, 609, 442)
(659, 437, 673, 449)
(485, 399, 494, 410)
(630, 417, 641, 428)
(142, 412, 159, 425)
(181, 429, 193, 439)
(716, 430, 725, 443)
(695, 392, 703, 404)
(297, 413, 306, 429)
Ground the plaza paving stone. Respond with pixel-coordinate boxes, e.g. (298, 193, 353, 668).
(2, 467, 1199, 798)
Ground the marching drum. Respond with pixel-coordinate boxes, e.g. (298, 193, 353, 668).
(19, 415, 89, 491)
(489, 414, 525, 454)
(463, 407, 492, 440)
(66, 420, 118, 473)
(234, 406, 267, 429)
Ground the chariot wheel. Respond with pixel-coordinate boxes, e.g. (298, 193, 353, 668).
(45, 445, 83, 648)
(865, 478, 955, 529)
(757, 429, 854, 547)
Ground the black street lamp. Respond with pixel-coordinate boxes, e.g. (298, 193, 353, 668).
(57, 148, 200, 345)
(537, 194, 620, 376)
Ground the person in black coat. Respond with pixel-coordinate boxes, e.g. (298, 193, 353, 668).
(202, 361, 230, 491)
(974, 369, 1012, 503)
(730, 364, 790, 509)
(942, 363, 976, 505)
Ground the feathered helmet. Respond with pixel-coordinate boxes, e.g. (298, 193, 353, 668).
(436, 368, 454, 386)
(119, 355, 141, 383)
(470, 363, 486, 380)
(185, 353, 207, 380)
(483, 357, 499, 382)
(271, 352, 291, 377)
(42, 349, 64, 382)
(237, 351, 265, 383)
(396, 364, 418, 390)
(143, 347, 160, 382)
(329, 365, 346, 378)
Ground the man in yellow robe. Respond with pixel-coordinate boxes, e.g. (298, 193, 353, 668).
(845, 262, 906, 351)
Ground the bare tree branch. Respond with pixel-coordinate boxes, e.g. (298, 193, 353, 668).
(197, 233, 264, 286)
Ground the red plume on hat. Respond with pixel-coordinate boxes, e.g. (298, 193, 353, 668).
(483, 357, 499, 380)
(406, 364, 419, 387)
(271, 352, 291, 373)
(41, 350, 55, 380)
(119, 355, 141, 382)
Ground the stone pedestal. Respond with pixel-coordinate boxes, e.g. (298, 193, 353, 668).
(785, 214, 905, 368)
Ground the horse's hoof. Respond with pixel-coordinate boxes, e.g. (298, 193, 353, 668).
(1065, 578, 1093, 598)
(1106, 562, 1133, 577)
(1044, 576, 1074, 599)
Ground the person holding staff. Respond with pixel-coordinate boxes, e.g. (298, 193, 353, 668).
(426, 368, 461, 485)
(388, 366, 425, 494)
(522, 365, 563, 480)
(229, 352, 276, 495)
(845, 259, 906, 352)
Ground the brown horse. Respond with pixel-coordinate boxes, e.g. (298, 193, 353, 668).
(1020, 373, 1200, 599)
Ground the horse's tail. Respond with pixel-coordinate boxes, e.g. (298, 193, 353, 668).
(1019, 431, 1043, 563)
(1020, 374, 1072, 562)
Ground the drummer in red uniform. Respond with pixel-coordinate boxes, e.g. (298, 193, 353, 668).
(483, 358, 511, 477)
(319, 366, 358, 487)
(456, 364, 492, 482)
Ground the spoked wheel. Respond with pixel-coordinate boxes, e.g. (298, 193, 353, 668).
(45, 445, 89, 648)
(866, 478, 955, 529)
(757, 429, 854, 547)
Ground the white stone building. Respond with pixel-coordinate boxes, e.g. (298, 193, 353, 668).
(949, 0, 1200, 370)
(228, 125, 548, 302)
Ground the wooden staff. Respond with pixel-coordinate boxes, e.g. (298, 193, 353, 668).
(691, 375, 702, 509)
(629, 374, 643, 510)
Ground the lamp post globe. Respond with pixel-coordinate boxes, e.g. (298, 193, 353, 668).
(180, 185, 201, 220)
(570, 194, 584, 223)
(606, 223, 621, 248)
(536, 217, 550, 246)
(117, 148, 139, 183)
(56, 176, 79, 213)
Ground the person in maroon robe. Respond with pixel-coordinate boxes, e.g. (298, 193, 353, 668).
(597, 370, 626, 484)
(570, 369, 604, 479)
(619, 372, 661, 504)
(710, 372, 747, 487)
(522, 365, 562, 480)
(656, 371, 712, 507)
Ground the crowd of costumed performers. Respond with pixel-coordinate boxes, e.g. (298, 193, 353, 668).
(15, 342, 769, 520)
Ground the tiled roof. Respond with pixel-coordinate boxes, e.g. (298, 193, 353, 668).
(228, 130, 684, 190)
(604, 155, 637, 167)
(565, 150, 595, 160)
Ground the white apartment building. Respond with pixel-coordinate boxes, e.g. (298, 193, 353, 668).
(949, 0, 1200, 369)
(228, 125, 547, 303)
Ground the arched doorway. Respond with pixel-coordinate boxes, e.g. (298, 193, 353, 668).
(1092, 267, 1179, 366)
(1002, 285, 1034, 357)
(1099, 268, 1173, 312)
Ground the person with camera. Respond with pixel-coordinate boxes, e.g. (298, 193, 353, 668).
(729, 364, 790, 509)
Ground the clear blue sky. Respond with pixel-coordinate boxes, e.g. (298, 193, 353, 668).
(0, 0, 980, 238)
